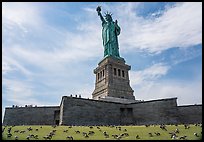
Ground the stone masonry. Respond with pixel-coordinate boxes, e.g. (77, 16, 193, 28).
(92, 56, 135, 100)
(3, 106, 60, 126)
(3, 96, 202, 126)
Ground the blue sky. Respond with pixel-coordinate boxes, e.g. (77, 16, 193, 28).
(2, 2, 202, 119)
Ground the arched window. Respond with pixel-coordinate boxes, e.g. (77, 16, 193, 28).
(98, 73, 100, 80)
(114, 68, 117, 75)
(122, 70, 125, 77)
(100, 71, 102, 78)
(118, 69, 121, 76)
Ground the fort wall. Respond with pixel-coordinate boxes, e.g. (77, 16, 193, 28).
(60, 97, 180, 125)
(177, 104, 202, 124)
(129, 98, 179, 125)
(2, 97, 202, 126)
(3, 106, 60, 125)
(60, 96, 125, 125)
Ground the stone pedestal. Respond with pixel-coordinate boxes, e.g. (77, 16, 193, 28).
(92, 56, 135, 100)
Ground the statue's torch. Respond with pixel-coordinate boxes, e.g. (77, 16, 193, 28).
(96, 6, 101, 15)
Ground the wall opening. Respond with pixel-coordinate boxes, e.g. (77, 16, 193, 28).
(118, 69, 121, 76)
(120, 108, 133, 125)
(54, 110, 60, 125)
(55, 120, 59, 125)
(122, 70, 125, 77)
(114, 68, 117, 75)
(127, 108, 133, 116)
(98, 73, 100, 80)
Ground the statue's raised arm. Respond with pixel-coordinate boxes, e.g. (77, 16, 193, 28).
(96, 6, 105, 24)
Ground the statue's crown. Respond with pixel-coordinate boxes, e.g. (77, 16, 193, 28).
(104, 11, 112, 17)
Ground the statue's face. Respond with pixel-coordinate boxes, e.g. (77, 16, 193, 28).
(105, 15, 112, 22)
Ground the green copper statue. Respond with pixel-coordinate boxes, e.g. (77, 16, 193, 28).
(96, 6, 121, 58)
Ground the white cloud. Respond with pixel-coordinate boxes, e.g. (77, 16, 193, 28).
(2, 31, 101, 73)
(129, 62, 202, 105)
(2, 2, 43, 27)
(82, 7, 96, 14)
(3, 78, 35, 105)
(75, 84, 95, 99)
(2, 48, 33, 76)
(130, 63, 170, 86)
(2, 61, 14, 75)
(171, 47, 202, 65)
(2, 78, 59, 107)
(2, 2, 103, 75)
(133, 79, 202, 105)
(115, 2, 202, 53)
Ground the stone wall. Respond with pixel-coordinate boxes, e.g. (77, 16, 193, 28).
(3, 106, 60, 125)
(60, 96, 125, 125)
(2, 96, 202, 126)
(177, 104, 202, 124)
(129, 98, 179, 125)
(60, 96, 179, 126)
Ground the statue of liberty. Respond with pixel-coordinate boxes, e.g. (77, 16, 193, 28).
(96, 6, 121, 58)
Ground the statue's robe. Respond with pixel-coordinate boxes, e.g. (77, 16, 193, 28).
(102, 21, 120, 58)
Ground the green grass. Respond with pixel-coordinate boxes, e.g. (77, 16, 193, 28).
(2, 124, 202, 140)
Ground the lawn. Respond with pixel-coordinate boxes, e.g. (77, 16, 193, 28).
(2, 124, 202, 140)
